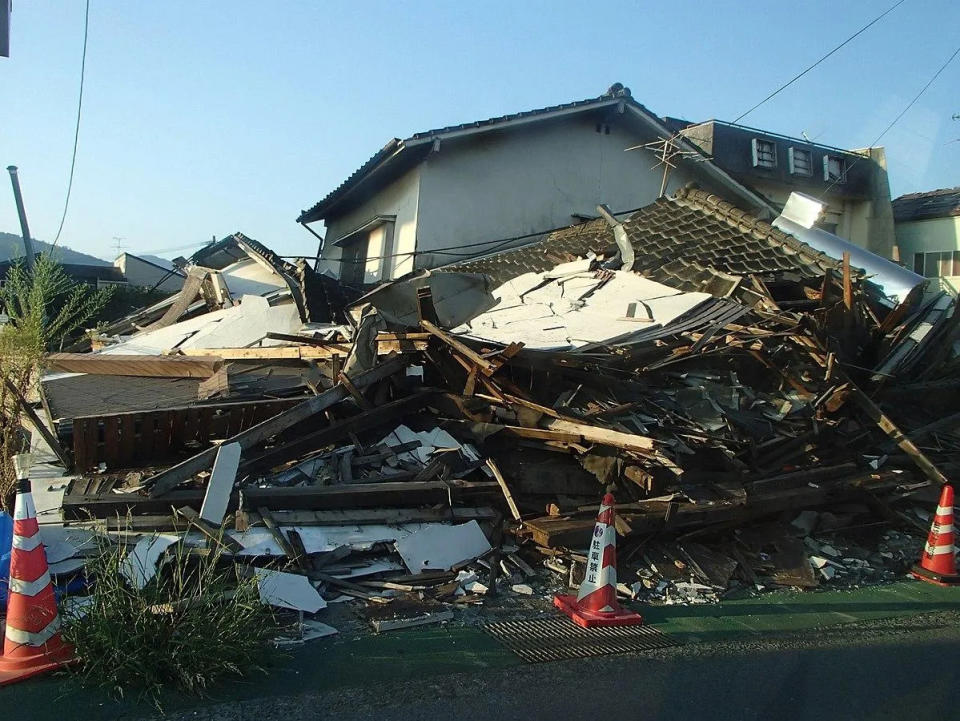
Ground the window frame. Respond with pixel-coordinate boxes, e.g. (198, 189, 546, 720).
(823, 154, 847, 184)
(787, 147, 813, 176)
(751, 138, 777, 169)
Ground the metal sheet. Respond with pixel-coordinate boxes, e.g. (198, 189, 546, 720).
(773, 193, 925, 305)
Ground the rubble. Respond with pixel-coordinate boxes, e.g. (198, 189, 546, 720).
(14, 190, 960, 657)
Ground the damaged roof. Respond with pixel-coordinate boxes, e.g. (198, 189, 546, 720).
(892, 187, 960, 222)
(443, 187, 839, 290)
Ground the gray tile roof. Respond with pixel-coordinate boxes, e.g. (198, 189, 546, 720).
(892, 187, 960, 222)
(443, 187, 839, 290)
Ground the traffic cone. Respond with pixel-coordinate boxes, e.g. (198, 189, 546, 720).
(911, 484, 960, 587)
(0, 479, 75, 685)
(554, 492, 644, 628)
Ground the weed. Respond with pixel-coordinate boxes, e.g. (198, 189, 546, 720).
(62, 531, 279, 706)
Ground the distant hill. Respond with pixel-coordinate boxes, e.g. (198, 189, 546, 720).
(0, 231, 110, 266)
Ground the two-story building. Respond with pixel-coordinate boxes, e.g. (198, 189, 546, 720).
(672, 119, 896, 258)
(299, 84, 895, 286)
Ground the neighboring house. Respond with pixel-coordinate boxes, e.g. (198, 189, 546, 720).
(298, 84, 778, 286)
(0, 256, 128, 289)
(892, 187, 960, 294)
(670, 119, 896, 258)
(113, 252, 185, 292)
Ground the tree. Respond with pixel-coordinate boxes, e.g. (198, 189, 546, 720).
(0, 254, 113, 510)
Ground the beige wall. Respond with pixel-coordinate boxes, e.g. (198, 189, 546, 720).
(318, 166, 421, 281)
(114, 254, 184, 292)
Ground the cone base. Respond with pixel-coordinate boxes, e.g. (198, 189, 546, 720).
(911, 564, 960, 587)
(554, 594, 644, 628)
(0, 653, 74, 686)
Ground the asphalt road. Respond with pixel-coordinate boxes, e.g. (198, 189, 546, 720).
(146, 611, 960, 721)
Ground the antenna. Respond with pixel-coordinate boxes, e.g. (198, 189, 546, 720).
(112, 236, 127, 258)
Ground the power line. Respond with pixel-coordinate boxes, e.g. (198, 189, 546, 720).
(820, 42, 960, 199)
(324, 205, 647, 265)
(51, 0, 90, 248)
(732, 0, 907, 124)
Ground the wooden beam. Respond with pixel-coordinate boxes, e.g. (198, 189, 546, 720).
(102, 506, 497, 531)
(144, 354, 409, 497)
(46, 353, 223, 379)
(523, 470, 904, 548)
(63, 479, 500, 519)
(174, 339, 425, 361)
(847, 385, 951, 485)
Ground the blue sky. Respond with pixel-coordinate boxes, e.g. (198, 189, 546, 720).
(1, 0, 958, 261)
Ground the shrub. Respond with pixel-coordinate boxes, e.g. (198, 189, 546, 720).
(62, 534, 279, 706)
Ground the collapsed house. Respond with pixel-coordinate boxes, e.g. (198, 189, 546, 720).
(15, 188, 960, 630)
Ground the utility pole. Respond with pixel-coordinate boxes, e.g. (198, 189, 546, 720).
(7, 166, 35, 271)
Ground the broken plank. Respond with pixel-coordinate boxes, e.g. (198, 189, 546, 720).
(540, 418, 656, 454)
(486, 458, 521, 521)
(145, 354, 408, 497)
(337, 370, 373, 410)
(175, 339, 426, 361)
(199, 442, 241, 525)
(420, 319, 499, 376)
(46, 353, 223, 379)
(258, 506, 302, 567)
(174, 506, 244, 553)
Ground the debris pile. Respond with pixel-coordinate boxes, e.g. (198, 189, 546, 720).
(14, 193, 960, 638)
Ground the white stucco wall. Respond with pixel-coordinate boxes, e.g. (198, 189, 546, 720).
(319, 166, 421, 281)
(896, 216, 960, 293)
(114, 254, 184, 292)
(412, 116, 711, 270)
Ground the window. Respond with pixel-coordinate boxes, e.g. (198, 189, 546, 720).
(788, 147, 812, 176)
(334, 216, 396, 286)
(751, 138, 777, 168)
(913, 251, 960, 278)
(823, 155, 847, 183)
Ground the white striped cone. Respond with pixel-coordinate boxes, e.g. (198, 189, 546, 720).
(553, 492, 643, 628)
(576, 495, 618, 612)
(912, 484, 960, 586)
(0, 479, 74, 685)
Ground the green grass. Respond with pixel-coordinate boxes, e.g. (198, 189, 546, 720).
(62, 534, 280, 707)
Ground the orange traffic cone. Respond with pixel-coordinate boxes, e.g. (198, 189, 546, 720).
(0, 479, 75, 685)
(911, 484, 960, 587)
(554, 492, 644, 628)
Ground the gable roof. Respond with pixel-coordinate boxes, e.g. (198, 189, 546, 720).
(893, 187, 960, 222)
(442, 186, 839, 292)
(297, 86, 775, 224)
